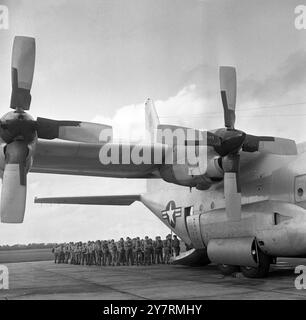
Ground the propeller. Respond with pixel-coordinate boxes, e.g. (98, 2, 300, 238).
(215, 66, 297, 221)
(0, 141, 28, 223)
(0, 36, 112, 223)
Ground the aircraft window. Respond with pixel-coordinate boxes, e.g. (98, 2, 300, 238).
(273, 212, 280, 225)
(298, 188, 304, 197)
(184, 206, 194, 216)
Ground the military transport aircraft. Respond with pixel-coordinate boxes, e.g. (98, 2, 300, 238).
(1, 36, 305, 278)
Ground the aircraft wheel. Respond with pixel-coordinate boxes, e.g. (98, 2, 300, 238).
(218, 264, 240, 276)
(240, 251, 270, 278)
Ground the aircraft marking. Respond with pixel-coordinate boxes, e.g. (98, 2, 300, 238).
(161, 201, 182, 228)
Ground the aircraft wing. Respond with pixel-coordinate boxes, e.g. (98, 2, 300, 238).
(34, 194, 141, 205)
(31, 139, 166, 178)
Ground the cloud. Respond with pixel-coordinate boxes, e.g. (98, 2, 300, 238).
(92, 82, 220, 142)
(239, 50, 306, 104)
(93, 55, 306, 146)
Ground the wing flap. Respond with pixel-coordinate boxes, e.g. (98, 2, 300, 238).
(34, 195, 141, 206)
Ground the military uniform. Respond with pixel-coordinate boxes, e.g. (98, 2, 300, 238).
(117, 239, 126, 265)
(144, 238, 153, 265)
(59, 245, 65, 263)
(125, 238, 134, 266)
(64, 245, 70, 264)
(102, 241, 111, 266)
(163, 239, 171, 264)
(110, 240, 118, 266)
(135, 238, 142, 265)
(81, 244, 86, 265)
(95, 241, 101, 266)
(53, 246, 59, 264)
(172, 236, 180, 257)
(155, 237, 164, 264)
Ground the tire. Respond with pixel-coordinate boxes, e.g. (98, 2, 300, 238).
(241, 250, 271, 278)
(218, 264, 240, 276)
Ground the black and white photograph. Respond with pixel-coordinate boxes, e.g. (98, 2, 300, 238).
(1, 0, 306, 309)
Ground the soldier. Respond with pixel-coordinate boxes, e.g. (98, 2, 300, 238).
(108, 240, 113, 266)
(87, 241, 93, 266)
(140, 239, 145, 263)
(70, 243, 75, 264)
(92, 242, 97, 265)
(78, 243, 83, 265)
(73, 243, 77, 265)
(110, 240, 118, 266)
(163, 237, 172, 264)
(148, 238, 154, 264)
(117, 238, 126, 266)
(132, 238, 137, 265)
(95, 240, 101, 266)
(81, 243, 86, 265)
(74, 243, 79, 265)
(172, 235, 180, 257)
(64, 244, 70, 264)
(152, 238, 157, 264)
(84, 242, 90, 265)
(99, 240, 104, 267)
(59, 244, 65, 263)
(125, 237, 134, 266)
(135, 237, 142, 265)
(155, 236, 164, 264)
(144, 236, 153, 265)
(53, 245, 59, 264)
(102, 240, 110, 266)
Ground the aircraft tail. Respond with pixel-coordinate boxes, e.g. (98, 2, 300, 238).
(145, 98, 160, 143)
(144, 98, 162, 192)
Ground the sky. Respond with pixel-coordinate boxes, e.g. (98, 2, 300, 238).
(1, 0, 306, 244)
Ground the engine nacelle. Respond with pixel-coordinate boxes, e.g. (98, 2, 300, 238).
(159, 163, 212, 188)
(159, 156, 223, 189)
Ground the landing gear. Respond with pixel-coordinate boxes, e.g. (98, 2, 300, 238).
(240, 250, 271, 278)
(218, 264, 240, 276)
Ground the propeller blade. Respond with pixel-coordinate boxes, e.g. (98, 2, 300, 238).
(222, 154, 241, 221)
(220, 66, 236, 129)
(242, 135, 297, 155)
(36, 118, 112, 143)
(0, 141, 28, 223)
(10, 36, 36, 110)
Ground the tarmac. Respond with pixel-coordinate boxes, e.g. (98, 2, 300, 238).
(1, 258, 306, 300)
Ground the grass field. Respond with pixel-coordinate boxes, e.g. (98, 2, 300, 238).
(0, 248, 53, 264)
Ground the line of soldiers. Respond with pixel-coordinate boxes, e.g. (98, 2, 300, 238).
(52, 234, 181, 266)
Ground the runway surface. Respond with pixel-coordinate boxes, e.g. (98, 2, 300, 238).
(1, 259, 306, 300)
